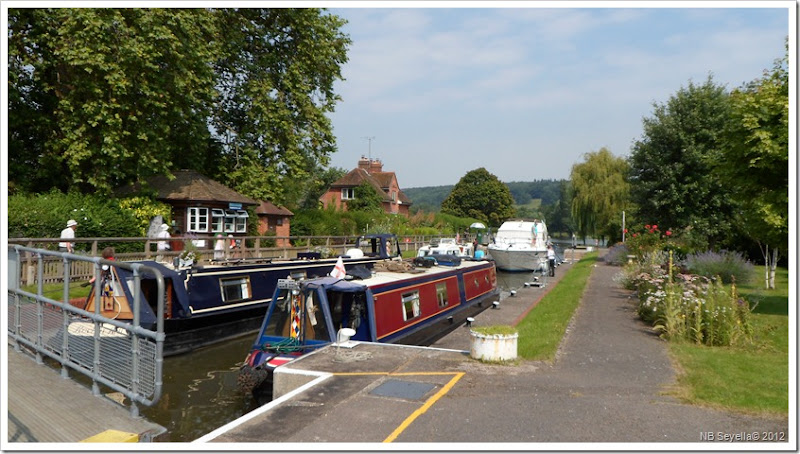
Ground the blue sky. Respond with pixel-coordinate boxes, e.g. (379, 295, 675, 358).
(326, 3, 792, 189)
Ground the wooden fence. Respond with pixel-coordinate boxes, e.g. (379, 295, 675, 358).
(8, 234, 453, 286)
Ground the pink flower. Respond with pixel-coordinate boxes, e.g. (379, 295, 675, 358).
(665, 230, 672, 236)
(652, 225, 658, 230)
(645, 225, 651, 230)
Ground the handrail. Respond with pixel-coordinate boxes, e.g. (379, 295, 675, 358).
(7, 246, 164, 418)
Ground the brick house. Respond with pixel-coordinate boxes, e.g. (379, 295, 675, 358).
(254, 200, 293, 247)
(320, 157, 412, 216)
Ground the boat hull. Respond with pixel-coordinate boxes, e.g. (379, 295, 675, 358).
(488, 247, 547, 272)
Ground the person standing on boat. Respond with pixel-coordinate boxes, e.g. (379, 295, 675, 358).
(85, 247, 116, 286)
(58, 219, 78, 253)
(547, 244, 556, 277)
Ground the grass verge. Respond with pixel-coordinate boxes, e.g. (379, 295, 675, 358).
(515, 252, 597, 361)
(666, 266, 789, 416)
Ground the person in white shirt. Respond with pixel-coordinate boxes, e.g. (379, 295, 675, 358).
(156, 224, 171, 261)
(59, 219, 78, 253)
(547, 244, 556, 277)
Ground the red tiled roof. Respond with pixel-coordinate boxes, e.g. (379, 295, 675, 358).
(255, 200, 294, 216)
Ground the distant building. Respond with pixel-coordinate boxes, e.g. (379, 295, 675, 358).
(254, 200, 293, 247)
(320, 157, 412, 216)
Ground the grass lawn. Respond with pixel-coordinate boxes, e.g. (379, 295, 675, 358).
(666, 266, 789, 416)
(515, 252, 597, 361)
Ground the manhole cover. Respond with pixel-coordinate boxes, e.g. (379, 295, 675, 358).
(370, 379, 437, 401)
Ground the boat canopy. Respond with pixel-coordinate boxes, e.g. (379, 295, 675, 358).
(302, 276, 368, 294)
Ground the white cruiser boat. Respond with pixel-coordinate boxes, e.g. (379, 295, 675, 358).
(487, 220, 549, 272)
(416, 237, 474, 259)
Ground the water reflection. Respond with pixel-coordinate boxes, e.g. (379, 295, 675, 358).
(142, 334, 259, 442)
(142, 269, 547, 442)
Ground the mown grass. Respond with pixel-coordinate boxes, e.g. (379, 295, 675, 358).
(20, 281, 91, 302)
(666, 266, 789, 416)
(516, 252, 597, 361)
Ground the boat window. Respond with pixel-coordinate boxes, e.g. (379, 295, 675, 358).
(220, 277, 251, 302)
(328, 290, 367, 333)
(436, 283, 448, 308)
(266, 290, 292, 336)
(402, 291, 421, 321)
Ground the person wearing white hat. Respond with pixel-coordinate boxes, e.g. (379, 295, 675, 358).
(59, 219, 78, 253)
(156, 224, 171, 261)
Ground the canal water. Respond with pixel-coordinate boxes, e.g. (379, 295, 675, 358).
(140, 270, 541, 442)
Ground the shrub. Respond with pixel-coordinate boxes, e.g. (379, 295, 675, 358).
(603, 243, 630, 266)
(684, 250, 754, 284)
(628, 267, 752, 347)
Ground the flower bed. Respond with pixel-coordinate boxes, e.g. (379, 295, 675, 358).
(618, 254, 752, 347)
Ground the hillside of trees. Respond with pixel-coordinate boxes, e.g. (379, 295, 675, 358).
(404, 179, 564, 214)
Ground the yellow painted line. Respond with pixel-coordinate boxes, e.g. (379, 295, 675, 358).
(383, 372, 465, 443)
(81, 429, 139, 443)
(328, 370, 466, 442)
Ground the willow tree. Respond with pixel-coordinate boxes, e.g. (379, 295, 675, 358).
(718, 46, 789, 289)
(570, 148, 630, 244)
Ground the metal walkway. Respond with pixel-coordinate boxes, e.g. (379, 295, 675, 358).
(6, 345, 166, 443)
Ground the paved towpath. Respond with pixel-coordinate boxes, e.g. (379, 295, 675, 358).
(398, 258, 789, 444)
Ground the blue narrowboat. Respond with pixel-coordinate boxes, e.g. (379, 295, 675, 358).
(237, 257, 498, 397)
(79, 234, 402, 356)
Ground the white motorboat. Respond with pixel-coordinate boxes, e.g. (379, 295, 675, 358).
(487, 220, 549, 272)
(417, 237, 474, 258)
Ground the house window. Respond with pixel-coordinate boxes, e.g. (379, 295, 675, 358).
(401, 291, 420, 321)
(436, 283, 448, 308)
(276, 217, 283, 226)
(341, 188, 355, 200)
(391, 191, 397, 202)
(211, 209, 225, 232)
(188, 207, 209, 232)
(220, 276, 251, 302)
(235, 210, 248, 233)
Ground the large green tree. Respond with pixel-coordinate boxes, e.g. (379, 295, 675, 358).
(628, 76, 737, 249)
(570, 148, 629, 243)
(8, 8, 350, 203)
(9, 8, 218, 195)
(440, 168, 516, 227)
(212, 9, 350, 204)
(718, 46, 789, 288)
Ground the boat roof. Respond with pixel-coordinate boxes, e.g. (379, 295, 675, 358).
(299, 259, 491, 291)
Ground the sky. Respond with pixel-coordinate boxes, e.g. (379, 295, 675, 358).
(325, 2, 792, 189)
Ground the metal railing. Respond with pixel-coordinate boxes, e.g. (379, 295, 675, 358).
(7, 246, 165, 418)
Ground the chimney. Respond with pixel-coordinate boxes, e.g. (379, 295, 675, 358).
(369, 159, 383, 173)
(358, 156, 370, 170)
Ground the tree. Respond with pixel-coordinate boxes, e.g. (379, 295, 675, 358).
(570, 148, 629, 244)
(8, 8, 351, 202)
(8, 9, 218, 195)
(718, 45, 789, 288)
(211, 9, 350, 204)
(440, 168, 516, 227)
(628, 76, 737, 249)
(346, 182, 385, 214)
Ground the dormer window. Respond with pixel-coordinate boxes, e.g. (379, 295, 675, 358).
(341, 188, 355, 200)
